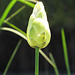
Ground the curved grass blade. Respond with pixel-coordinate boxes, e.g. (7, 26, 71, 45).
(28, 0, 38, 3)
(61, 28, 71, 75)
(39, 49, 56, 68)
(0, 0, 17, 27)
(49, 53, 59, 75)
(0, 27, 27, 40)
(18, 0, 35, 8)
(4, 21, 27, 37)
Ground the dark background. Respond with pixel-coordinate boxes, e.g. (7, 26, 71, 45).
(0, 0, 75, 74)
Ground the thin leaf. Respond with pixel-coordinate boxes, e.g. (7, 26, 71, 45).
(0, 0, 17, 27)
(4, 21, 27, 37)
(61, 28, 71, 75)
(3, 39, 22, 75)
(5, 5, 25, 22)
(18, 0, 35, 8)
(49, 53, 59, 75)
(28, 0, 38, 3)
(39, 49, 56, 68)
(0, 27, 27, 41)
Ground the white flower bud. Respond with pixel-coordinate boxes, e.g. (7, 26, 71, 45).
(27, 2, 51, 49)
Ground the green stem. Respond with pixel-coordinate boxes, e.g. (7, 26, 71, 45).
(61, 28, 71, 75)
(49, 53, 59, 75)
(18, 0, 35, 8)
(4, 21, 27, 36)
(35, 47, 39, 75)
(0, 0, 17, 26)
(0, 27, 27, 41)
(5, 5, 25, 22)
(3, 39, 22, 75)
(39, 49, 55, 68)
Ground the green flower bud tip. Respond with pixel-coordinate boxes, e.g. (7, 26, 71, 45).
(27, 1, 51, 49)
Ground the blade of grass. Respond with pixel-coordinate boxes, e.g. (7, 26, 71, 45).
(18, 0, 35, 8)
(0, 27, 27, 40)
(49, 53, 59, 75)
(27, 0, 38, 3)
(3, 39, 22, 75)
(61, 28, 71, 75)
(4, 21, 27, 36)
(39, 49, 56, 68)
(35, 47, 39, 75)
(0, 0, 17, 27)
(5, 5, 25, 22)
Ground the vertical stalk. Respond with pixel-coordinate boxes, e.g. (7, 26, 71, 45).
(35, 47, 39, 75)
(61, 28, 71, 75)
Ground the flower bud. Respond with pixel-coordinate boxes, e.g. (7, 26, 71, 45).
(27, 2, 51, 49)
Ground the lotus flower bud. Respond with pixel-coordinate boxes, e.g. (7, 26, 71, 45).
(27, 2, 51, 49)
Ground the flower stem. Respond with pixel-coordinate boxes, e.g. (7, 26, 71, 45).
(3, 39, 22, 75)
(61, 28, 71, 75)
(35, 47, 39, 75)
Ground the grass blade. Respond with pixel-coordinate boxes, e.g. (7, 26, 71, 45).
(18, 0, 35, 8)
(39, 49, 55, 68)
(28, 0, 38, 3)
(3, 39, 22, 75)
(5, 5, 25, 22)
(0, 0, 17, 27)
(0, 27, 27, 40)
(4, 21, 27, 37)
(61, 28, 71, 75)
(49, 53, 59, 75)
